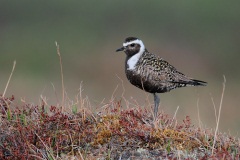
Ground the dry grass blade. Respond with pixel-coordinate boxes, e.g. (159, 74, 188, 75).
(3, 60, 16, 97)
(51, 82, 60, 105)
(210, 93, 218, 124)
(34, 132, 56, 160)
(196, 98, 202, 130)
(212, 75, 226, 155)
(116, 74, 125, 98)
(55, 41, 65, 110)
(169, 106, 179, 127)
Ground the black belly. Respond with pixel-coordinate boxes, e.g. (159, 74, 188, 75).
(126, 70, 169, 93)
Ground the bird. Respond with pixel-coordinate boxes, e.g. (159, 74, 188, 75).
(116, 37, 207, 118)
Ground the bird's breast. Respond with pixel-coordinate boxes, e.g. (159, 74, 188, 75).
(125, 64, 170, 93)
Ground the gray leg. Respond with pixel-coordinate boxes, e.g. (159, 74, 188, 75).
(153, 93, 160, 118)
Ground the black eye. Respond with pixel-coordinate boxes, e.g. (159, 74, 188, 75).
(130, 43, 135, 47)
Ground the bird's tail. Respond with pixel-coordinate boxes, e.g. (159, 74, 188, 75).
(172, 79, 207, 87)
(190, 79, 207, 86)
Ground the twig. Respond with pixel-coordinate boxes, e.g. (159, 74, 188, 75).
(40, 95, 49, 107)
(116, 74, 130, 110)
(34, 132, 56, 160)
(170, 106, 179, 127)
(3, 60, 16, 97)
(77, 149, 85, 160)
(116, 74, 125, 98)
(210, 93, 218, 124)
(55, 42, 65, 110)
(212, 75, 226, 155)
(79, 81, 84, 110)
(51, 82, 60, 105)
(196, 98, 202, 130)
(111, 84, 119, 102)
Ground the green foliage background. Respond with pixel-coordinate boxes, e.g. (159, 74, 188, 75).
(0, 1, 239, 133)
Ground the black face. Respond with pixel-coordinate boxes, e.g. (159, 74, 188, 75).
(116, 37, 141, 58)
(124, 43, 141, 57)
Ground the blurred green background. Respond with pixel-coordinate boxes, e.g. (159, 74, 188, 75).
(0, 1, 239, 134)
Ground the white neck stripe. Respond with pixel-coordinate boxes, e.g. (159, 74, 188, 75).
(127, 51, 143, 70)
(125, 39, 145, 70)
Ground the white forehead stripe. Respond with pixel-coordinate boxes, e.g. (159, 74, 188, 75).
(123, 39, 145, 48)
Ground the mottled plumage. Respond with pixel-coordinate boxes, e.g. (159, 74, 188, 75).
(126, 51, 206, 93)
(116, 37, 206, 118)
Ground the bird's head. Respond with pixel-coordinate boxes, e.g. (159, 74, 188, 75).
(116, 37, 145, 57)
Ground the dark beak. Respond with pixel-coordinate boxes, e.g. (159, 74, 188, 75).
(116, 47, 125, 52)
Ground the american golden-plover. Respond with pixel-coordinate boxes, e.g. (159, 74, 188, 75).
(116, 37, 207, 118)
